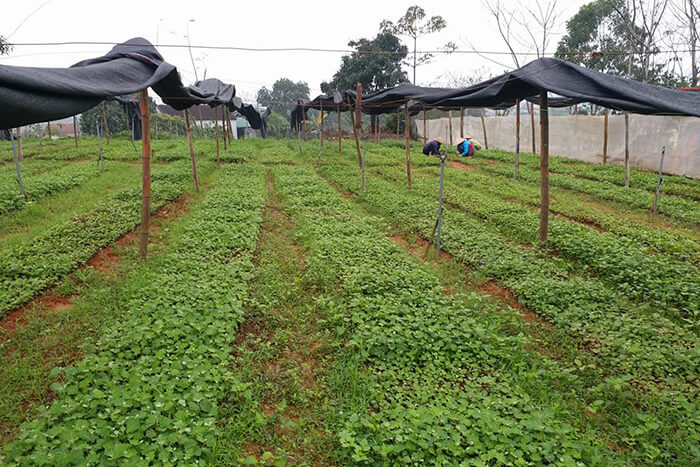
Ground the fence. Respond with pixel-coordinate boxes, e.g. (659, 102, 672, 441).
(418, 114, 700, 179)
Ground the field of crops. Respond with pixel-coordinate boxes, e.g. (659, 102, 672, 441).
(0, 136, 698, 465)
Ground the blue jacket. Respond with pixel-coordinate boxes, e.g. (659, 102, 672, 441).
(422, 140, 441, 155)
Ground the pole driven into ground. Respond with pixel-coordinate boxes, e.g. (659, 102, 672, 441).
(184, 110, 200, 192)
(100, 102, 110, 145)
(405, 105, 412, 190)
(515, 99, 520, 179)
(10, 130, 26, 198)
(652, 146, 666, 214)
(539, 91, 550, 248)
(139, 90, 151, 260)
(96, 120, 104, 172)
(436, 153, 446, 258)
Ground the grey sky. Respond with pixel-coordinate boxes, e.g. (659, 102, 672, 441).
(1, 0, 590, 103)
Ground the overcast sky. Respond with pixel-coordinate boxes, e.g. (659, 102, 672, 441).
(1, 0, 590, 103)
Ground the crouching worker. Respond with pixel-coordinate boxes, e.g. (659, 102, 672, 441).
(422, 137, 444, 157)
(456, 136, 482, 158)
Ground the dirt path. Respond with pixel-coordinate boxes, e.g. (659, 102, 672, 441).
(224, 171, 335, 465)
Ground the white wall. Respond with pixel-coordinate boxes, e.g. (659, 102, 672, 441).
(418, 114, 700, 179)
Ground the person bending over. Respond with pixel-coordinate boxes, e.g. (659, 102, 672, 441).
(456, 136, 482, 157)
(422, 137, 444, 157)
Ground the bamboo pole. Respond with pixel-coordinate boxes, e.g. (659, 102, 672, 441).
(651, 146, 666, 214)
(16, 127, 23, 161)
(320, 100, 324, 149)
(139, 90, 151, 260)
(96, 120, 104, 172)
(361, 137, 366, 192)
(351, 83, 363, 168)
(73, 116, 79, 147)
(624, 113, 630, 187)
(423, 107, 427, 144)
(529, 101, 536, 153)
(539, 91, 549, 248)
(515, 99, 520, 179)
(226, 108, 234, 143)
(405, 105, 412, 190)
(436, 153, 446, 258)
(184, 110, 200, 192)
(10, 130, 26, 198)
(100, 102, 111, 145)
(197, 106, 205, 138)
(460, 107, 464, 138)
(337, 104, 342, 155)
(222, 108, 227, 150)
(47, 121, 52, 139)
(214, 106, 221, 167)
(448, 111, 453, 146)
(480, 108, 489, 149)
(603, 109, 609, 164)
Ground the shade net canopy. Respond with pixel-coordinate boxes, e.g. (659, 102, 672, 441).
(296, 58, 700, 118)
(0, 38, 258, 130)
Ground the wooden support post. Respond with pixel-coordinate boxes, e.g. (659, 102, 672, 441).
(197, 106, 205, 138)
(226, 108, 234, 143)
(652, 146, 666, 214)
(448, 111, 453, 146)
(184, 110, 200, 192)
(436, 154, 446, 258)
(214, 106, 221, 167)
(337, 104, 342, 155)
(320, 100, 324, 149)
(130, 114, 137, 154)
(405, 105, 412, 190)
(460, 107, 464, 138)
(10, 130, 26, 198)
(515, 99, 520, 179)
(73, 116, 79, 147)
(480, 108, 489, 149)
(423, 107, 427, 145)
(529, 101, 536, 153)
(318, 101, 324, 168)
(16, 127, 23, 161)
(624, 113, 630, 187)
(539, 91, 549, 249)
(361, 137, 366, 192)
(351, 83, 363, 168)
(603, 109, 609, 164)
(222, 108, 227, 150)
(96, 120, 104, 172)
(100, 102, 111, 145)
(47, 121, 52, 139)
(139, 90, 151, 260)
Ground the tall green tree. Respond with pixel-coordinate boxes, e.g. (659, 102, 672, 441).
(80, 98, 157, 136)
(380, 5, 456, 84)
(556, 0, 686, 86)
(256, 78, 310, 115)
(321, 31, 408, 93)
(555, 0, 631, 75)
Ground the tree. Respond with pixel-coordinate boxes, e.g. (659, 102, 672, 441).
(380, 5, 456, 84)
(256, 78, 310, 115)
(321, 32, 409, 93)
(556, 0, 632, 75)
(0, 35, 11, 55)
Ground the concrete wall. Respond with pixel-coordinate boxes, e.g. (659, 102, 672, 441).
(417, 114, 700, 179)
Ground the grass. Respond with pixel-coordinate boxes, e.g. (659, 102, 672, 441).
(215, 170, 336, 465)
